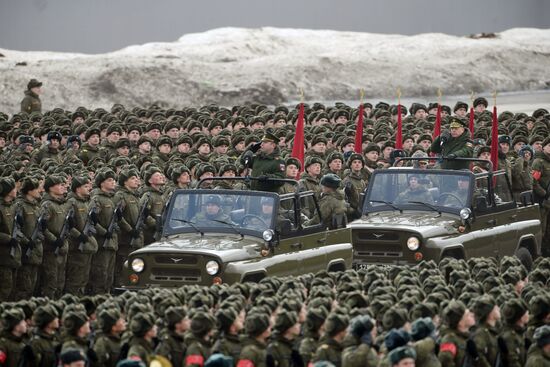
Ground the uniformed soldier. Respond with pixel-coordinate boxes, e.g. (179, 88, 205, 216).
(410, 317, 440, 367)
(430, 117, 474, 170)
(141, 166, 166, 246)
(0, 308, 27, 367)
(0, 177, 22, 302)
(155, 306, 189, 367)
(12, 176, 44, 300)
(212, 306, 245, 361)
(238, 311, 272, 367)
(267, 310, 303, 367)
(299, 156, 324, 218)
(388, 346, 417, 367)
(78, 128, 102, 166)
(89, 168, 120, 294)
(94, 308, 126, 367)
(526, 325, 550, 367)
(184, 311, 215, 367)
(299, 307, 327, 366)
(342, 153, 367, 217)
(193, 194, 231, 226)
(306, 174, 348, 230)
(342, 315, 378, 367)
(20, 79, 43, 114)
(532, 137, 550, 255)
(511, 144, 534, 201)
(499, 298, 530, 367)
(64, 175, 98, 295)
(438, 300, 475, 367)
(39, 175, 71, 299)
(32, 131, 63, 165)
(113, 167, 143, 287)
(312, 312, 349, 367)
(60, 310, 91, 355)
(240, 130, 285, 193)
(127, 312, 157, 364)
(27, 304, 60, 367)
(470, 295, 500, 367)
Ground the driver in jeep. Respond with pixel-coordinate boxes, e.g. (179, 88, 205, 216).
(440, 176, 470, 207)
(194, 195, 231, 225)
(394, 175, 434, 204)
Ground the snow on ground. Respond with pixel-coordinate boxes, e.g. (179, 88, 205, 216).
(0, 27, 549, 112)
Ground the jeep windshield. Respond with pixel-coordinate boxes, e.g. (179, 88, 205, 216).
(163, 189, 278, 237)
(364, 169, 473, 214)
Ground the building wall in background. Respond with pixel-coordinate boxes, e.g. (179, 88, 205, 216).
(1, 0, 549, 54)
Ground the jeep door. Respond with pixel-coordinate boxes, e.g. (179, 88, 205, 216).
(467, 175, 499, 258)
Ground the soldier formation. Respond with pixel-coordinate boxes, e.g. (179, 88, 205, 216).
(0, 79, 549, 366)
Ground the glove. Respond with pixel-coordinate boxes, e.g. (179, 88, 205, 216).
(130, 229, 141, 238)
(440, 130, 451, 142)
(8, 238, 18, 248)
(250, 141, 262, 153)
(78, 233, 88, 243)
(257, 175, 269, 182)
(447, 153, 457, 159)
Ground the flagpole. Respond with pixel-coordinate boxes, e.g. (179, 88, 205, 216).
(469, 91, 475, 138)
(354, 89, 365, 153)
(396, 88, 403, 149)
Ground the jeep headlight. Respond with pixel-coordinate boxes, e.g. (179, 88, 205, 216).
(460, 208, 472, 220)
(206, 260, 220, 275)
(262, 229, 274, 242)
(406, 236, 420, 251)
(131, 258, 145, 273)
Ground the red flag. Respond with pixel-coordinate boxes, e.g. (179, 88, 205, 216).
(433, 103, 441, 139)
(490, 105, 499, 171)
(395, 104, 403, 149)
(469, 107, 475, 138)
(354, 104, 364, 153)
(291, 103, 305, 178)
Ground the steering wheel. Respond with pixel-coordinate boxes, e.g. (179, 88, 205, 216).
(438, 193, 464, 207)
(241, 214, 269, 228)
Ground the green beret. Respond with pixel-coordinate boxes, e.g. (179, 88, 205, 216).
(388, 346, 416, 365)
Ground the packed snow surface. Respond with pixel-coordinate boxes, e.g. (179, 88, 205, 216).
(1, 27, 549, 111)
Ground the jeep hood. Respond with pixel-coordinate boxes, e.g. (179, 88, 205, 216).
(130, 234, 263, 262)
(350, 211, 460, 237)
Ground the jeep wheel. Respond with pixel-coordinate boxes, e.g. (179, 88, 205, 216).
(515, 247, 533, 272)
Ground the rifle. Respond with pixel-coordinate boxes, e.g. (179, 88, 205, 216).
(55, 206, 75, 256)
(10, 203, 24, 258)
(78, 201, 99, 252)
(102, 201, 124, 248)
(130, 193, 150, 248)
(26, 207, 47, 258)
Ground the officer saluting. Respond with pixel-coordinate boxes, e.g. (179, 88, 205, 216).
(431, 117, 474, 170)
(240, 129, 285, 192)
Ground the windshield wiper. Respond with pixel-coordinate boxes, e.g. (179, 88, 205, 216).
(211, 219, 244, 240)
(171, 218, 204, 236)
(406, 201, 442, 216)
(369, 200, 402, 213)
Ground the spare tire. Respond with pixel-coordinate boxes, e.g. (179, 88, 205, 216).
(515, 247, 533, 272)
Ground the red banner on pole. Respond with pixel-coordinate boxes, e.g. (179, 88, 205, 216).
(291, 103, 305, 178)
(395, 104, 403, 149)
(490, 105, 499, 171)
(354, 104, 364, 153)
(469, 107, 475, 138)
(433, 104, 441, 139)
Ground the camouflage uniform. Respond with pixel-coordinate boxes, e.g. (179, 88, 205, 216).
(155, 331, 187, 367)
(28, 330, 59, 367)
(0, 331, 25, 367)
(0, 198, 21, 301)
(39, 193, 69, 299)
(312, 337, 343, 367)
(113, 186, 143, 286)
(526, 345, 550, 367)
(78, 142, 101, 165)
(342, 342, 378, 367)
(412, 337, 441, 367)
(267, 334, 302, 367)
(499, 325, 527, 367)
(31, 145, 62, 165)
(239, 337, 267, 367)
(94, 332, 122, 367)
(141, 186, 165, 246)
(89, 188, 119, 294)
(430, 130, 474, 170)
(12, 196, 43, 300)
(127, 336, 155, 364)
(471, 324, 498, 367)
(64, 192, 98, 295)
(299, 333, 320, 366)
(307, 190, 347, 230)
(212, 333, 241, 362)
(342, 171, 366, 215)
(20, 90, 41, 113)
(438, 330, 468, 367)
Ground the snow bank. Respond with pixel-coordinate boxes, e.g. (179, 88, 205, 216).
(1, 27, 549, 112)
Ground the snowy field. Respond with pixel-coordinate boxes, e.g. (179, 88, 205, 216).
(0, 27, 549, 112)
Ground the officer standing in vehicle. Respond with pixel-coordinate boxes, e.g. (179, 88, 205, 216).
(240, 130, 285, 192)
(430, 117, 474, 170)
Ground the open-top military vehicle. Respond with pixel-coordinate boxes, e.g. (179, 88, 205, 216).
(119, 177, 352, 290)
(349, 157, 542, 270)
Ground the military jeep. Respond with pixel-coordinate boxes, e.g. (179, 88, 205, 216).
(349, 158, 542, 270)
(119, 178, 352, 289)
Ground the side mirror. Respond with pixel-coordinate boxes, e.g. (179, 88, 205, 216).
(475, 196, 488, 211)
